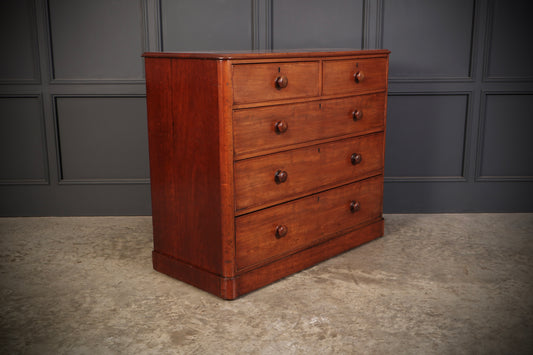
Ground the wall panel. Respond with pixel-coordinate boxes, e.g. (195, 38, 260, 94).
(55, 96, 149, 183)
(385, 94, 468, 179)
(485, 0, 533, 80)
(0, 0, 40, 82)
(161, 0, 252, 51)
(478, 94, 533, 180)
(383, 0, 474, 80)
(48, 0, 145, 81)
(272, 0, 364, 49)
(0, 96, 47, 183)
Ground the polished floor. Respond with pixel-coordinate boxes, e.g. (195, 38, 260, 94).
(1, 214, 532, 354)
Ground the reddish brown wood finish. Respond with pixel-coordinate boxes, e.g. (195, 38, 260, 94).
(144, 49, 389, 299)
(235, 219, 384, 296)
(323, 58, 388, 96)
(233, 92, 386, 158)
(234, 133, 384, 213)
(145, 58, 225, 274)
(216, 59, 237, 277)
(233, 61, 319, 104)
(235, 176, 383, 270)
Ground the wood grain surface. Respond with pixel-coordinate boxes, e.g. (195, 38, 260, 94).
(234, 133, 384, 212)
(236, 176, 384, 270)
(323, 58, 388, 96)
(233, 92, 386, 158)
(233, 61, 319, 104)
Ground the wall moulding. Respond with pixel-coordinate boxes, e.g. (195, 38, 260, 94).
(385, 92, 472, 182)
(0, 94, 49, 185)
(52, 94, 150, 185)
(475, 91, 533, 182)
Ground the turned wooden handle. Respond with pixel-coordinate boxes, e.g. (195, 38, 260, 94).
(352, 109, 363, 121)
(275, 170, 288, 183)
(350, 200, 361, 213)
(354, 71, 365, 83)
(351, 153, 362, 165)
(275, 120, 288, 133)
(275, 224, 288, 238)
(275, 75, 288, 89)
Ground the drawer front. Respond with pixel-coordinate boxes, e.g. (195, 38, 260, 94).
(233, 93, 386, 157)
(234, 133, 384, 212)
(233, 62, 320, 104)
(236, 175, 383, 270)
(323, 58, 387, 96)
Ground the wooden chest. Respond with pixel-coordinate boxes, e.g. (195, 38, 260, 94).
(144, 49, 390, 299)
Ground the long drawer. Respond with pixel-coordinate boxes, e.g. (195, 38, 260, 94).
(235, 175, 384, 270)
(233, 92, 386, 158)
(234, 133, 384, 212)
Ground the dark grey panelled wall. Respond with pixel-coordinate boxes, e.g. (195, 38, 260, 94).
(1, 0, 532, 216)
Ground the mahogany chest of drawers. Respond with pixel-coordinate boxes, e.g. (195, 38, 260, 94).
(144, 49, 390, 299)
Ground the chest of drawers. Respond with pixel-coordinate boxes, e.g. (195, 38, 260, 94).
(144, 49, 390, 299)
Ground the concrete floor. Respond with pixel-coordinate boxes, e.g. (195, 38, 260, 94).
(0, 214, 532, 354)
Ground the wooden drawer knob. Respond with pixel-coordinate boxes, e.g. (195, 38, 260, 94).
(275, 170, 288, 183)
(351, 153, 362, 165)
(275, 224, 288, 238)
(275, 75, 288, 89)
(275, 120, 288, 133)
(354, 71, 365, 83)
(352, 109, 363, 121)
(350, 200, 361, 213)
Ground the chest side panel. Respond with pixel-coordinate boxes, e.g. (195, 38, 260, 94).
(146, 58, 224, 274)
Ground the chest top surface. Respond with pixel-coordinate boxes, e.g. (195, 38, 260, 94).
(143, 48, 390, 60)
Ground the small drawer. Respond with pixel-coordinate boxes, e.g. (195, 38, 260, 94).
(234, 133, 384, 212)
(233, 61, 320, 104)
(235, 175, 383, 270)
(323, 58, 387, 96)
(233, 92, 386, 158)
